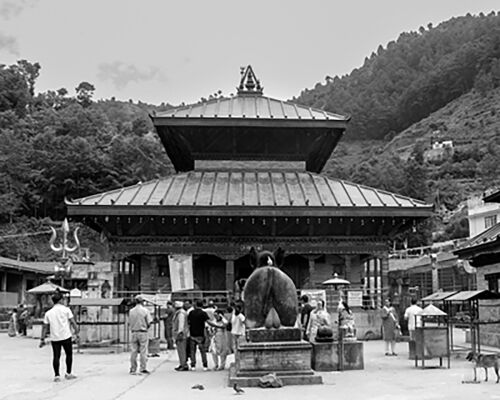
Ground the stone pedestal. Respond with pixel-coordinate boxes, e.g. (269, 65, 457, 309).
(229, 340, 323, 387)
(248, 327, 302, 342)
(312, 340, 364, 371)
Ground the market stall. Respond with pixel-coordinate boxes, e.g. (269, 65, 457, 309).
(71, 297, 127, 353)
(443, 290, 500, 353)
(414, 304, 450, 369)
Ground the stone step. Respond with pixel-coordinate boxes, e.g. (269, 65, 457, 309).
(229, 364, 322, 387)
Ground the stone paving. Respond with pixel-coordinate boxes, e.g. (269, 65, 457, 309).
(1, 333, 499, 400)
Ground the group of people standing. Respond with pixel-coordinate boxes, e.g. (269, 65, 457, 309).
(8, 304, 29, 337)
(171, 299, 245, 372)
(299, 295, 356, 341)
(381, 298, 423, 356)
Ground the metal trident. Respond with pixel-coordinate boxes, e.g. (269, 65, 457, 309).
(49, 218, 80, 259)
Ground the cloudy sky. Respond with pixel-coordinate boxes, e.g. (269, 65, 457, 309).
(1, 0, 498, 105)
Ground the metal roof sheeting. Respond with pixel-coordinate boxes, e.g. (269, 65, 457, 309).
(444, 290, 500, 302)
(154, 95, 347, 121)
(70, 298, 126, 307)
(463, 222, 500, 248)
(67, 171, 432, 215)
(0, 257, 54, 274)
(421, 291, 458, 302)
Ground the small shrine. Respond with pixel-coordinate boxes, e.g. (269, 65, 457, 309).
(66, 66, 432, 335)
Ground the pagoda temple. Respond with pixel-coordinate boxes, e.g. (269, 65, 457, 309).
(66, 66, 432, 330)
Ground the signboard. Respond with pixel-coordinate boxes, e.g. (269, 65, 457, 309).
(301, 289, 326, 304)
(347, 290, 363, 307)
(168, 255, 194, 292)
(141, 293, 172, 307)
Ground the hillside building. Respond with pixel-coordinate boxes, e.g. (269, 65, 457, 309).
(455, 189, 500, 347)
(467, 194, 500, 238)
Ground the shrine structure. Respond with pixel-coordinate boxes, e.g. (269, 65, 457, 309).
(66, 66, 432, 333)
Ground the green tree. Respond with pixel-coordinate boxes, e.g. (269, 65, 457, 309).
(75, 81, 95, 108)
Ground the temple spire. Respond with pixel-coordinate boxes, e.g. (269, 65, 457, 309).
(237, 65, 263, 96)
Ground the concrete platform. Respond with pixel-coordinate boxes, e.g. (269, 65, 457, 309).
(233, 340, 322, 386)
(312, 340, 364, 371)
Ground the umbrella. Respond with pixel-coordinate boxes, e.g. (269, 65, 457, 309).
(27, 281, 69, 294)
(322, 273, 350, 286)
(418, 303, 447, 316)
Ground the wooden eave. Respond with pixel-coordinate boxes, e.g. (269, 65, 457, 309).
(151, 116, 349, 129)
(67, 204, 433, 218)
(454, 237, 500, 259)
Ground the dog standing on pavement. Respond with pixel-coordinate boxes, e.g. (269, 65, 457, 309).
(465, 352, 500, 383)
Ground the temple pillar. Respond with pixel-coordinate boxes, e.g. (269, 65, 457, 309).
(225, 258, 235, 294)
(307, 258, 315, 289)
(432, 269, 439, 293)
(111, 259, 120, 295)
(380, 252, 389, 302)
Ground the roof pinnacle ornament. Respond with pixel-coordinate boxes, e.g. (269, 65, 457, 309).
(237, 65, 263, 96)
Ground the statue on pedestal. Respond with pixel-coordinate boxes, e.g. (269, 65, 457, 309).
(243, 247, 298, 330)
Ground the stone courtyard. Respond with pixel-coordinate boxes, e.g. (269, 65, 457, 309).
(1, 333, 499, 400)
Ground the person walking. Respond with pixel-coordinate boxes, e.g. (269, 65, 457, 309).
(128, 295, 153, 375)
(207, 309, 230, 370)
(161, 301, 175, 350)
(381, 298, 400, 356)
(187, 300, 209, 371)
(40, 291, 79, 382)
(173, 301, 189, 371)
(404, 298, 422, 340)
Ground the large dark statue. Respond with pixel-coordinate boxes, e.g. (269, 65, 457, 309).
(244, 247, 298, 329)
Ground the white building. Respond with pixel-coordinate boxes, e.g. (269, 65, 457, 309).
(467, 195, 500, 238)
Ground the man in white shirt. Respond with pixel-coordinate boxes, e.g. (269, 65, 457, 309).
(404, 298, 423, 340)
(40, 290, 79, 382)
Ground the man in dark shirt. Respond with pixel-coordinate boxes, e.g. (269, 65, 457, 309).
(187, 299, 209, 370)
(300, 295, 313, 340)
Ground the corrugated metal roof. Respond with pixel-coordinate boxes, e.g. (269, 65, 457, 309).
(67, 171, 432, 217)
(463, 222, 500, 248)
(484, 189, 500, 203)
(70, 298, 126, 306)
(444, 290, 500, 302)
(421, 291, 458, 302)
(154, 95, 348, 122)
(0, 257, 54, 274)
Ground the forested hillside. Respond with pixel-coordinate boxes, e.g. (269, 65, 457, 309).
(1, 12, 500, 259)
(0, 63, 174, 259)
(296, 12, 500, 141)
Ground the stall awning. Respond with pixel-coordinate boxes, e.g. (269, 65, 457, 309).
(421, 291, 458, 302)
(444, 290, 500, 302)
(70, 298, 127, 307)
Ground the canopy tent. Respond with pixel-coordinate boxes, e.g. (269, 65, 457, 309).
(27, 281, 69, 294)
(419, 304, 447, 316)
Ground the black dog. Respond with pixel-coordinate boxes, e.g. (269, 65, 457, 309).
(466, 352, 499, 383)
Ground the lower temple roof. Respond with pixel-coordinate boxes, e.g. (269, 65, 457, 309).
(66, 171, 433, 218)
